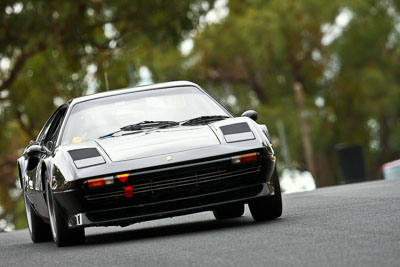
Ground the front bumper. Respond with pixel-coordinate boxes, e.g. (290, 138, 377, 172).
(53, 148, 275, 228)
(67, 183, 272, 228)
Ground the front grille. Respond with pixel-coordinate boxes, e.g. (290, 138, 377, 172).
(83, 154, 264, 210)
(86, 166, 260, 201)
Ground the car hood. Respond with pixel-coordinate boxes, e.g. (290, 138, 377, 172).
(95, 125, 220, 162)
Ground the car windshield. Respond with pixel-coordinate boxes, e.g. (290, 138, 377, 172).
(61, 86, 229, 145)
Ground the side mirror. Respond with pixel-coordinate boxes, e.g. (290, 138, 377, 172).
(241, 110, 258, 122)
(26, 145, 50, 157)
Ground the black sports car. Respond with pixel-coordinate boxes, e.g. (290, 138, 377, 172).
(18, 81, 281, 246)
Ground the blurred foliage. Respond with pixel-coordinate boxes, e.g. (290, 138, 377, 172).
(1, 0, 400, 231)
(147, 0, 400, 184)
(0, 0, 214, 231)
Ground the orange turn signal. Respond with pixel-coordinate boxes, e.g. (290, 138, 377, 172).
(240, 153, 258, 162)
(87, 176, 114, 188)
(231, 152, 258, 164)
(88, 178, 105, 188)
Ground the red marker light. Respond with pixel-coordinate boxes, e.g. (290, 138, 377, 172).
(116, 173, 129, 183)
(125, 186, 133, 198)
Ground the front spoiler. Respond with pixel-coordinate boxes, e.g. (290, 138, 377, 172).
(67, 183, 273, 228)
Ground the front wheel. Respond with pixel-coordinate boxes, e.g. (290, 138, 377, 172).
(249, 167, 282, 221)
(23, 192, 52, 243)
(45, 177, 84, 247)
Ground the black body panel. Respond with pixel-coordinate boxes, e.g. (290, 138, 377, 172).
(68, 148, 101, 161)
(67, 183, 270, 228)
(220, 122, 252, 135)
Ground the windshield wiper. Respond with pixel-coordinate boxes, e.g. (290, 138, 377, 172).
(99, 117, 228, 139)
(121, 120, 179, 131)
(180, 115, 229, 126)
(99, 120, 179, 139)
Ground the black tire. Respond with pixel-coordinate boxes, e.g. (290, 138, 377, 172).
(249, 167, 282, 221)
(45, 174, 85, 247)
(23, 192, 53, 243)
(213, 203, 245, 220)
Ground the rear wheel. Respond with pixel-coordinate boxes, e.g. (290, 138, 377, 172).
(23, 192, 53, 243)
(213, 203, 245, 220)
(45, 174, 84, 247)
(249, 167, 282, 221)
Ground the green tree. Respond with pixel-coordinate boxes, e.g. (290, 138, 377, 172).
(177, 0, 342, 186)
(327, 0, 400, 175)
(0, 0, 215, 231)
(154, 0, 400, 186)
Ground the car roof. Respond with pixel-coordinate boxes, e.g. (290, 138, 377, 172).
(69, 80, 201, 106)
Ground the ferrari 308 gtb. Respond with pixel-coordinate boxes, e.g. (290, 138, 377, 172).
(18, 81, 282, 246)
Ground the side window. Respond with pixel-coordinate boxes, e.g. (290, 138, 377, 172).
(37, 114, 57, 143)
(42, 108, 67, 147)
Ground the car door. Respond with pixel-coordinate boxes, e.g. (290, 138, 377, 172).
(23, 111, 57, 216)
(24, 106, 67, 218)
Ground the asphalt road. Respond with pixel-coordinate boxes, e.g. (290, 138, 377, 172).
(1, 179, 399, 267)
